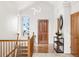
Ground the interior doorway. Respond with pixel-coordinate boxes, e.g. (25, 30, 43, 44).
(38, 19, 48, 53)
(38, 20, 48, 44)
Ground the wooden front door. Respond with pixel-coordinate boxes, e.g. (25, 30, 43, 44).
(71, 13, 78, 55)
(38, 20, 48, 44)
(71, 12, 79, 56)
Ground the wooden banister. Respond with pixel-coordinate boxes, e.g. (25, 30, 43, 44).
(0, 32, 34, 57)
(14, 33, 19, 57)
(0, 40, 16, 42)
(0, 33, 19, 57)
(0, 40, 17, 57)
(6, 47, 17, 57)
(28, 32, 34, 57)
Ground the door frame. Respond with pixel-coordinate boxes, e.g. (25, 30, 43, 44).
(71, 12, 79, 56)
(38, 19, 49, 45)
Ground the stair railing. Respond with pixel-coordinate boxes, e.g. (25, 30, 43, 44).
(6, 33, 19, 57)
(14, 33, 19, 57)
(0, 40, 16, 57)
(0, 32, 34, 57)
(28, 32, 34, 57)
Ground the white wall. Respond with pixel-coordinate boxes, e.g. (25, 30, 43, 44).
(0, 2, 18, 39)
(71, 1, 79, 14)
(63, 3, 71, 53)
(53, 2, 71, 53)
(19, 2, 54, 46)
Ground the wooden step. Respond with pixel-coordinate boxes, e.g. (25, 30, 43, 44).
(16, 54, 28, 57)
(17, 50, 28, 54)
(18, 46, 28, 49)
(16, 46, 28, 57)
(18, 46, 28, 50)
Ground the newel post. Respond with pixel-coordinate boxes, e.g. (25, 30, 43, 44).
(15, 33, 19, 57)
(28, 35, 30, 57)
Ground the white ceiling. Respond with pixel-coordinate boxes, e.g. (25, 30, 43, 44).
(0, 1, 64, 11)
(0, 1, 77, 12)
(15, 1, 64, 11)
(15, 1, 34, 11)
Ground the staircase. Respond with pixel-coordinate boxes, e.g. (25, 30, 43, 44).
(16, 46, 28, 57)
(15, 33, 34, 57)
(6, 32, 34, 57)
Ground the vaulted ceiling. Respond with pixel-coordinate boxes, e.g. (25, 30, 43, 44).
(0, 1, 66, 12)
(0, 1, 78, 14)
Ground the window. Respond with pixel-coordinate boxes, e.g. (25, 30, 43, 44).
(22, 16, 30, 36)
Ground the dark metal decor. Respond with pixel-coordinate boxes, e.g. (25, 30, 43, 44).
(60, 15, 63, 30)
(54, 15, 64, 53)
